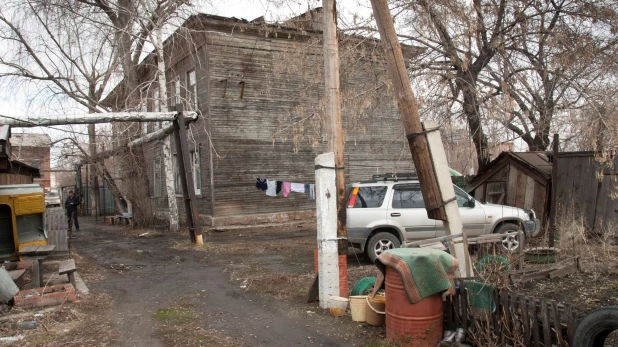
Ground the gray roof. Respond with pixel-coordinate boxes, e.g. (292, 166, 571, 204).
(10, 133, 52, 147)
(0, 125, 9, 142)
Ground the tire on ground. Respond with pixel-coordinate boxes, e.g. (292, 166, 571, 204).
(350, 277, 377, 296)
(366, 232, 400, 262)
(573, 306, 618, 347)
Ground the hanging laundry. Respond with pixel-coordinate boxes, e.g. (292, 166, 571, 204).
(290, 183, 305, 193)
(282, 182, 291, 197)
(309, 184, 316, 200)
(276, 181, 283, 195)
(255, 178, 267, 191)
(305, 184, 311, 198)
(266, 180, 277, 197)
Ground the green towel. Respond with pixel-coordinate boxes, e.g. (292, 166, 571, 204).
(372, 248, 458, 304)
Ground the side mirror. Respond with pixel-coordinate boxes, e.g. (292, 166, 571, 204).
(468, 198, 476, 208)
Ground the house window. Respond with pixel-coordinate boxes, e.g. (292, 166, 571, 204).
(192, 147, 201, 195)
(173, 154, 182, 194)
(175, 77, 181, 106)
(154, 158, 162, 197)
(187, 70, 197, 110)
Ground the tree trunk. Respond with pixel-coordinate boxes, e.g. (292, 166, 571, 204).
(460, 77, 491, 172)
(154, 26, 180, 232)
(88, 123, 98, 217)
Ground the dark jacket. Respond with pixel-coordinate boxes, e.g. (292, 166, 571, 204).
(65, 195, 80, 212)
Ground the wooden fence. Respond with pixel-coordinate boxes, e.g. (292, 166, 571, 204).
(45, 207, 67, 252)
(444, 279, 578, 346)
(555, 152, 618, 232)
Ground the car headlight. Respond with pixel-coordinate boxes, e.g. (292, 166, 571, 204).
(523, 208, 536, 220)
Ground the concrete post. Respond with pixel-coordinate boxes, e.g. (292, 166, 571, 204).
(424, 121, 473, 277)
(315, 152, 340, 309)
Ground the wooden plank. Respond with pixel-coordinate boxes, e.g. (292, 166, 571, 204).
(524, 176, 535, 209)
(530, 296, 540, 347)
(507, 164, 518, 206)
(515, 169, 527, 207)
(510, 293, 520, 341)
(18, 246, 39, 254)
(58, 259, 76, 274)
(518, 231, 525, 270)
(565, 304, 576, 345)
(519, 295, 530, 346)
(551, 300, 563, 346)
(540, 298, 551, 347)
(37, 245, 56, 253)
(548, 262, 579, 279)
(8, 269, 26, 281)
(461, 287, 468, 331)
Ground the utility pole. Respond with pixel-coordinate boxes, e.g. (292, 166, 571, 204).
(323, 0, 348, 294)
(369, 0, 470, 275)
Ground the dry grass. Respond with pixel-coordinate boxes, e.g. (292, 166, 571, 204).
(152, 294, 244, 347)
(3, 293, 118, 347)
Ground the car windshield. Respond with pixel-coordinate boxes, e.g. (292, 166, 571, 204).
(45, 193, 59, 197)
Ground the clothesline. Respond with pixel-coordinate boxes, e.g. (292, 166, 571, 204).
(255, 178, 316, 199)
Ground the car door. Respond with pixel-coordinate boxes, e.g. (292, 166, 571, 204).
(436, 186, 487, 237)
(388, 183, 436, 242)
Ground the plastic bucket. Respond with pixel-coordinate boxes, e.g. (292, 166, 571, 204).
(349, 296, 368, 322)
(366, 294, 386, 326)
(329, 296, 349, 317)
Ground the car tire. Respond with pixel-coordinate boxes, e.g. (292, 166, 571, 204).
(573, 306, 618, 347)
(366, 232, 400, 262)
(494, 223, 522, 251)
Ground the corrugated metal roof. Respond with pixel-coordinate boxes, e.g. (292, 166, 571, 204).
(10, 133, 52, 147)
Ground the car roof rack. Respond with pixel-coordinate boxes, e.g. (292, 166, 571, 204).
(371, 172, 418, 182)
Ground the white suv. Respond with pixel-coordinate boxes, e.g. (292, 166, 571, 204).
(346, 174, 541, 261)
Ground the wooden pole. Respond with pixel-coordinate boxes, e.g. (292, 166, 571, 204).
(173, 111, 203, 245)
(369, 0, 446, 221)
(549, 133, 559, 247)
(323, 0, 348, 256)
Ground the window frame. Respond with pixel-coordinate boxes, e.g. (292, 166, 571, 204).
(187, 70, 197, 110)
(191, 147, 201, 196)
(391, 183, 425, 209)
(153, 157, 162, 197)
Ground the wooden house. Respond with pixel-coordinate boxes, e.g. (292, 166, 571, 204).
(108, 10, 421, 226)
(466, 152, 552, 224)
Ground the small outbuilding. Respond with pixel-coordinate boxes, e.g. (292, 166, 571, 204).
(466, 152, 552, 224)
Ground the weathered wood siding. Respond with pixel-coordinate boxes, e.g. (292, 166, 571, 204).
(204, 28, 413, 219)
(555, 152, 618, 231)
(45, 207, 67, 251)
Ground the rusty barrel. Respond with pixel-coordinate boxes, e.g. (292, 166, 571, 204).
(385, 266, 443, 346)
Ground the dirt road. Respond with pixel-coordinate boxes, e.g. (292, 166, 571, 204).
(60, 217, 382, 347)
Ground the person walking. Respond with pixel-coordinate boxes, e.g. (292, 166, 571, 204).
(65, 190, 80, 232)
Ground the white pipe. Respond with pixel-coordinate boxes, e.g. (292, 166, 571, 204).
(0, 111, 198, 127)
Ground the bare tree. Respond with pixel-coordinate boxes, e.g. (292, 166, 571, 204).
(0, 0, 203, 226)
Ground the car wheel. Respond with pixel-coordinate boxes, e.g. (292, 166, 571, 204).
(366, 232, 400, 262)
(495, 223, 522, 251)
(573, 306, 618, 347)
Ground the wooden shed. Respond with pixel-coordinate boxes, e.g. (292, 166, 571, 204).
(466, 152, 552, 223)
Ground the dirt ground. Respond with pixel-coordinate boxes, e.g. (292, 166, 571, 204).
(0, 217, 387, 346)
(1, 217, 616, 346)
